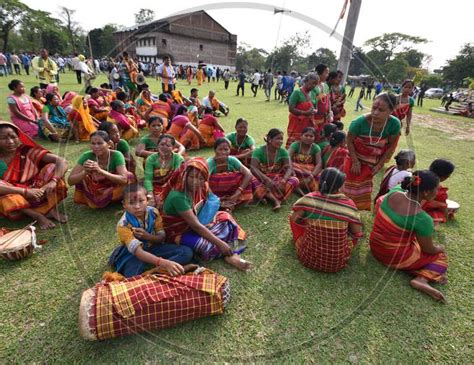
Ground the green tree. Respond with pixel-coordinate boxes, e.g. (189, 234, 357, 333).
(59, 7, 81, 53)
(306, 48, 337, 70)
(265, 32, 311, 72)
(398, 49, 425, 68)
(88, 24, 118, 57)
(384, 55, 409, 83)
(135, 9, 155, 25)
(0, 0, 30, 52)
(235, 43, 265, 71)
(348, 47, 368, 76)
(364, 32, 428, 62)
(442, 43, 474, 87)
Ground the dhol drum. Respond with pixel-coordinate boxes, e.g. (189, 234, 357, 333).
(0, 227, 38, 261)
(78, 268, 230, 341)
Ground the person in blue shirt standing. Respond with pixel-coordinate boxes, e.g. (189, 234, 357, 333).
(21, 53, 30, 76)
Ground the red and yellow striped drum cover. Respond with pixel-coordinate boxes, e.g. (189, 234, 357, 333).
(78, 269, 230, 340)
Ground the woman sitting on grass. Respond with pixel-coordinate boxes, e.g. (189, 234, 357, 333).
(87, 87, 110, 122)
(290, 167, 362, 272)
(374, 149, 416, 202)
(136, 116, 185, 164)
(108, 100, 139, 141)
(168, 105, 204, 150)
(68, 131, 130, 209)
(30, 86, 46, 116)
(98, 121, 136, 176)
(198, 107, 226, 147)
(422, 159, 456, 225)
(162, 158, 251, 271)
(322, 131, 348, 171)
(226, 117, 256, 167)
(0, 121, 68, 229)
(288, 126, 322, 194)
(144, 94, 172, 126)
(68, 95, 98, 142)
(7, 80, 39, 138)
(250, 128, 299, 210)
(370, 170, 448, 303)
(207, 138, 263, 210)
(40, 93, 72, 142)
(144, 134, 185, 209)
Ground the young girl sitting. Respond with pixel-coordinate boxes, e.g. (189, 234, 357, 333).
(250, 128, 299, 210)
(198, 108, 226, 147)
(288, 127, 322, 194)
(135, 116, 185, 164)
(422, 158, 456, 224)
(108, 183, 193, 278)
(99, 121, 137, 176)
(322, 131, 348, 171)
(226, 118, 256, 167)
(374, 149, 416, 202)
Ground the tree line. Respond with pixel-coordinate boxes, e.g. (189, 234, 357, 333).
(1, 2, 472, 88)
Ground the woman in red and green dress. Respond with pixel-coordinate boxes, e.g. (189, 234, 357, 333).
(143, 134, 185, 209)
(98, 121, 136, 177)
(0, 121, 68, 229)
(343, 93, 401, 211)
(290, 167, 363, 272)
(328, 71, 346, 123)
(288, 127, 322, 193)
(286, 73, 319, 148)
(251, 128, 299, 210)
(198, 108, 226, 148)
(162, 158, 250, 271)
(207, 138, 263, 210)
(68, 131, 130, 209)
(392, 79, 415, 136)
(322, 131, 348, 171)
(370, 170, 448, 303)
(311, 64, 332, 144)
(168, 106, 204, 150)
(226, 118, 256, 167)
(136, 116, 185, 167)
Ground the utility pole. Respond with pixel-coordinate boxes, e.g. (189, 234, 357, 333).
(337, 0, 362, 84)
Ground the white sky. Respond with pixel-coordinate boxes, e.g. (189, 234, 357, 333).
(21, 0, 473, 70)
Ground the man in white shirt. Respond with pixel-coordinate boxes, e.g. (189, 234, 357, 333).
(251, 69, 261, 97)
(71, 53, 82, 84)
(157, 55, 176, 93)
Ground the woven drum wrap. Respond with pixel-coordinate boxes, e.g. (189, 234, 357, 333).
(79, 269, 229, 340)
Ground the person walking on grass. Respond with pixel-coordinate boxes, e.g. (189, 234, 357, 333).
(263, 69, 274, 102)
(236, 69, 246, 97)
(355, 82, 366, 111)
(251, 69, 261, 97)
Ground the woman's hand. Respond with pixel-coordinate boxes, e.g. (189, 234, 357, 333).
(218, 242, 233, 257)
(263, 177, 273, 190)
(350, 159, 361, 175)
(41, 181, 57, 195)
(25, 188, 44, 201)
(228, 190, 241, 203)
(405, 125, 410, 136)
(83, 160, 102, 174)
(158, 259, 185, 277)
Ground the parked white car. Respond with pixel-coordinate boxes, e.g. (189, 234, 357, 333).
(425, 88, 444, 99)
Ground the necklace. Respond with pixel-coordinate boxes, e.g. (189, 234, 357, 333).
(265, 145, 278, 172)
(96, 150, 110, 172)
(368, 116, 388, 145)
(235, 134, 247, 151)
(158, 153, 171, 176)
(403, 192, 421, 207)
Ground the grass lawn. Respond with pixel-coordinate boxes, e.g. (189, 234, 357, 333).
(0, 72, 473, 363)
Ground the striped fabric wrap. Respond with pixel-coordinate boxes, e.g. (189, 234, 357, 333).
(369, 205, 448, 282)
(198, 123, 216, 147)
(290, 192, 362, 272)
(208, 171, 262, 205)
(343, 135, 397, 211)
(292, 162, 318, 192)
(373, 165, 397, 203)
(84, 270, 229, 340)
(422, 186, 450, 223)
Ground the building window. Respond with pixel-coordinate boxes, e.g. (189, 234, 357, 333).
(162, 39, 167, 47)
(199, 44, 204, 51)
(152, 38, 155, 46)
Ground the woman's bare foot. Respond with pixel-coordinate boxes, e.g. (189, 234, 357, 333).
(224, 254, 252, 271)
(37, 215, 56, 230)
(47, 209, 68, 223)
(272, 201, 282, 211)
(183, 264, 200, 273)
(410, 276, 446, 303)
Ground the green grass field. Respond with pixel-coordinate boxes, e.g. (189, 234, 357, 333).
(0, 72, 473, 363)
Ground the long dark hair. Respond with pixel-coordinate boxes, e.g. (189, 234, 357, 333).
(401, 170, 439, 195)
(319, 168, 345, 194)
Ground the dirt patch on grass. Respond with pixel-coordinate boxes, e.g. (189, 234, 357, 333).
(414, 114, 474, 141)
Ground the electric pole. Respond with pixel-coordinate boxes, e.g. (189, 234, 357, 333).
(337, 0, 362, 83)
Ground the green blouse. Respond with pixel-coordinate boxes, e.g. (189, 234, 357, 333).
(207, 156, 242, 174)
(225, 132, 255, 150)
(77, 150, 125, 172)
(348, 115, 401, 137)
(143, 152, 184, 192)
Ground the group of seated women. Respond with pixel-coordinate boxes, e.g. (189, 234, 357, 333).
(2, 77, 456, 303)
